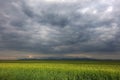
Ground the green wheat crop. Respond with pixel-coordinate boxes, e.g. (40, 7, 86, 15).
(0, 60, 120, 80)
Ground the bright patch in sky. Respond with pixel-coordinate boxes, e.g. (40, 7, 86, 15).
(106, 6, 113, 12)
(92, 10, 97, 14)
(80, 8, 89, 14)
(28, 55, 33, 58)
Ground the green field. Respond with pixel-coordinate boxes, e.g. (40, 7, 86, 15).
(0, 60, 120, 80)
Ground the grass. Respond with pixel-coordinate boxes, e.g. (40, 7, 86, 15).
(0, 60, 120, 80)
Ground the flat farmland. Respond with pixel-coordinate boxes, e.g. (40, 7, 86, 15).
(0, 60, 120, 80)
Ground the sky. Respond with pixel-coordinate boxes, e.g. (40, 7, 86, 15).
(0, 0, 120, 60)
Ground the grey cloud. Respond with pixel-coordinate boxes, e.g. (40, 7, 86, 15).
(0, 0, 120, 55)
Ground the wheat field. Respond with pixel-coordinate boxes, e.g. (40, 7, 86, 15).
(0, 60, 120, 80)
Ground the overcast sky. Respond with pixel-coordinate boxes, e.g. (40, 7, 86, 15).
(0, 0, 120, 60)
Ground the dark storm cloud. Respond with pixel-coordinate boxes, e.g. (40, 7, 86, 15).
(0, 0, 120, 54)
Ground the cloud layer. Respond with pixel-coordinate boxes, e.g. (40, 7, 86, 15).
(0, 0, 120, 58)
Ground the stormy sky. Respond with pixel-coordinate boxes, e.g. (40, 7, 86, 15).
(0, 0, 120, 60)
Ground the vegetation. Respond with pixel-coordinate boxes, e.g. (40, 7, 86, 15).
(0, 60, 120, 80)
